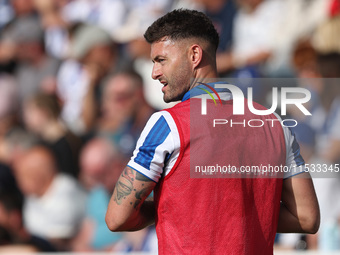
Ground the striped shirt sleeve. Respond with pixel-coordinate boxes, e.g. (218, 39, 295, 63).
(273, 112, 306, 179)
(127, 111, 180, 182)
(282, 125, 306, 179)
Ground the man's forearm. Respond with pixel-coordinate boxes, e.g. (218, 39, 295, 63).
(119, 199, 155, 231)
(140, 198, 156, 225)
(106, 167, 156, 232)
(277, 202, 305, 233)
(278, 174, 320, 234)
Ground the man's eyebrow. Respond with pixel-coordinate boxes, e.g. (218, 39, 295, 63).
(152, 55, 165, 63)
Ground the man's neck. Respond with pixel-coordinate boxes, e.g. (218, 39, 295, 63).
(190, 68, 218, 90)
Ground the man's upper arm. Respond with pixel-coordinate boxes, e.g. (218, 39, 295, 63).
(106, 111, 180, 231)
(127, 111, 180, 182)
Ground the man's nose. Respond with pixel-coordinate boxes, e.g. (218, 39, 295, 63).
(152, 64, 161, 80)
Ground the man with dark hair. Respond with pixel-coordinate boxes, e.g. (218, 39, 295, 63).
(106, 9, 319, 254)
(143, 9, 219, 103)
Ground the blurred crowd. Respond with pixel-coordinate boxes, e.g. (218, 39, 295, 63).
(0, 0, 339, 253)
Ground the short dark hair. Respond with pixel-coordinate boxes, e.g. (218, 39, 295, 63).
(144, 9, 219, 52)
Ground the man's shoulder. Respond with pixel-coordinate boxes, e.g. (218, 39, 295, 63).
(161, 100, 190, 118)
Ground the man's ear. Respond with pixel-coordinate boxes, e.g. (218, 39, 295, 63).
(189, 44, 203, 69)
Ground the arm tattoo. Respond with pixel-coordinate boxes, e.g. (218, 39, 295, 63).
(114, 167, 153, 209)
(114, 167, 134, 204)
(134, 187, 149, 208)
(136, 171, 153, 182)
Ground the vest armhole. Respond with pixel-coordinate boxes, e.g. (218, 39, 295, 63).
(162, 108, 185, 181)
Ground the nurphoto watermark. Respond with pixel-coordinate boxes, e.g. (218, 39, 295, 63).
(189, 78, 340, 179)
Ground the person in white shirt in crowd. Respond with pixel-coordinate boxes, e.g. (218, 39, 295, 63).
(213, 0, 331, 77)
(13, 144, 86, 251)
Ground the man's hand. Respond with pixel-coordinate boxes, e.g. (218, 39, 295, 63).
(106, 166, 156, 232)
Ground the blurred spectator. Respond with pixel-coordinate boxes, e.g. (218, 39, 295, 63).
(275, 42, 320, 248)
(313, 13, 340, 54)
(111, 0, 173, 43)
(282, 30, 340, 250)
(62, 0, 126, 38)
(56, 58, 87, 134)
(0, 163, 56, 252)
(196, 0, 237, 76)
(269, 0, 331, 76)
(96, 69, 155, 156)
(0, 127, 38, 166)
(292, 40, 320, 80)
(114, 227, 158, 253)
(3, 15, 60, 98)
(33, 0, 70, 59)
(76, 137, 157, 252)
(114, 0, 174, 110)
(9, 0, 35, 17)
(13, 145, 86, 251)
(274, 233, 308, 251)
(288, 40, 321, 163)
(79, 137, 125, 192)
(73, 137, 125, 251)
(309, 52, 340, 251)
(229, 0, 285, 77)
(57, 24, 120, 134)
(22, 92, 82, 178)
(75, 137, 157, 252)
